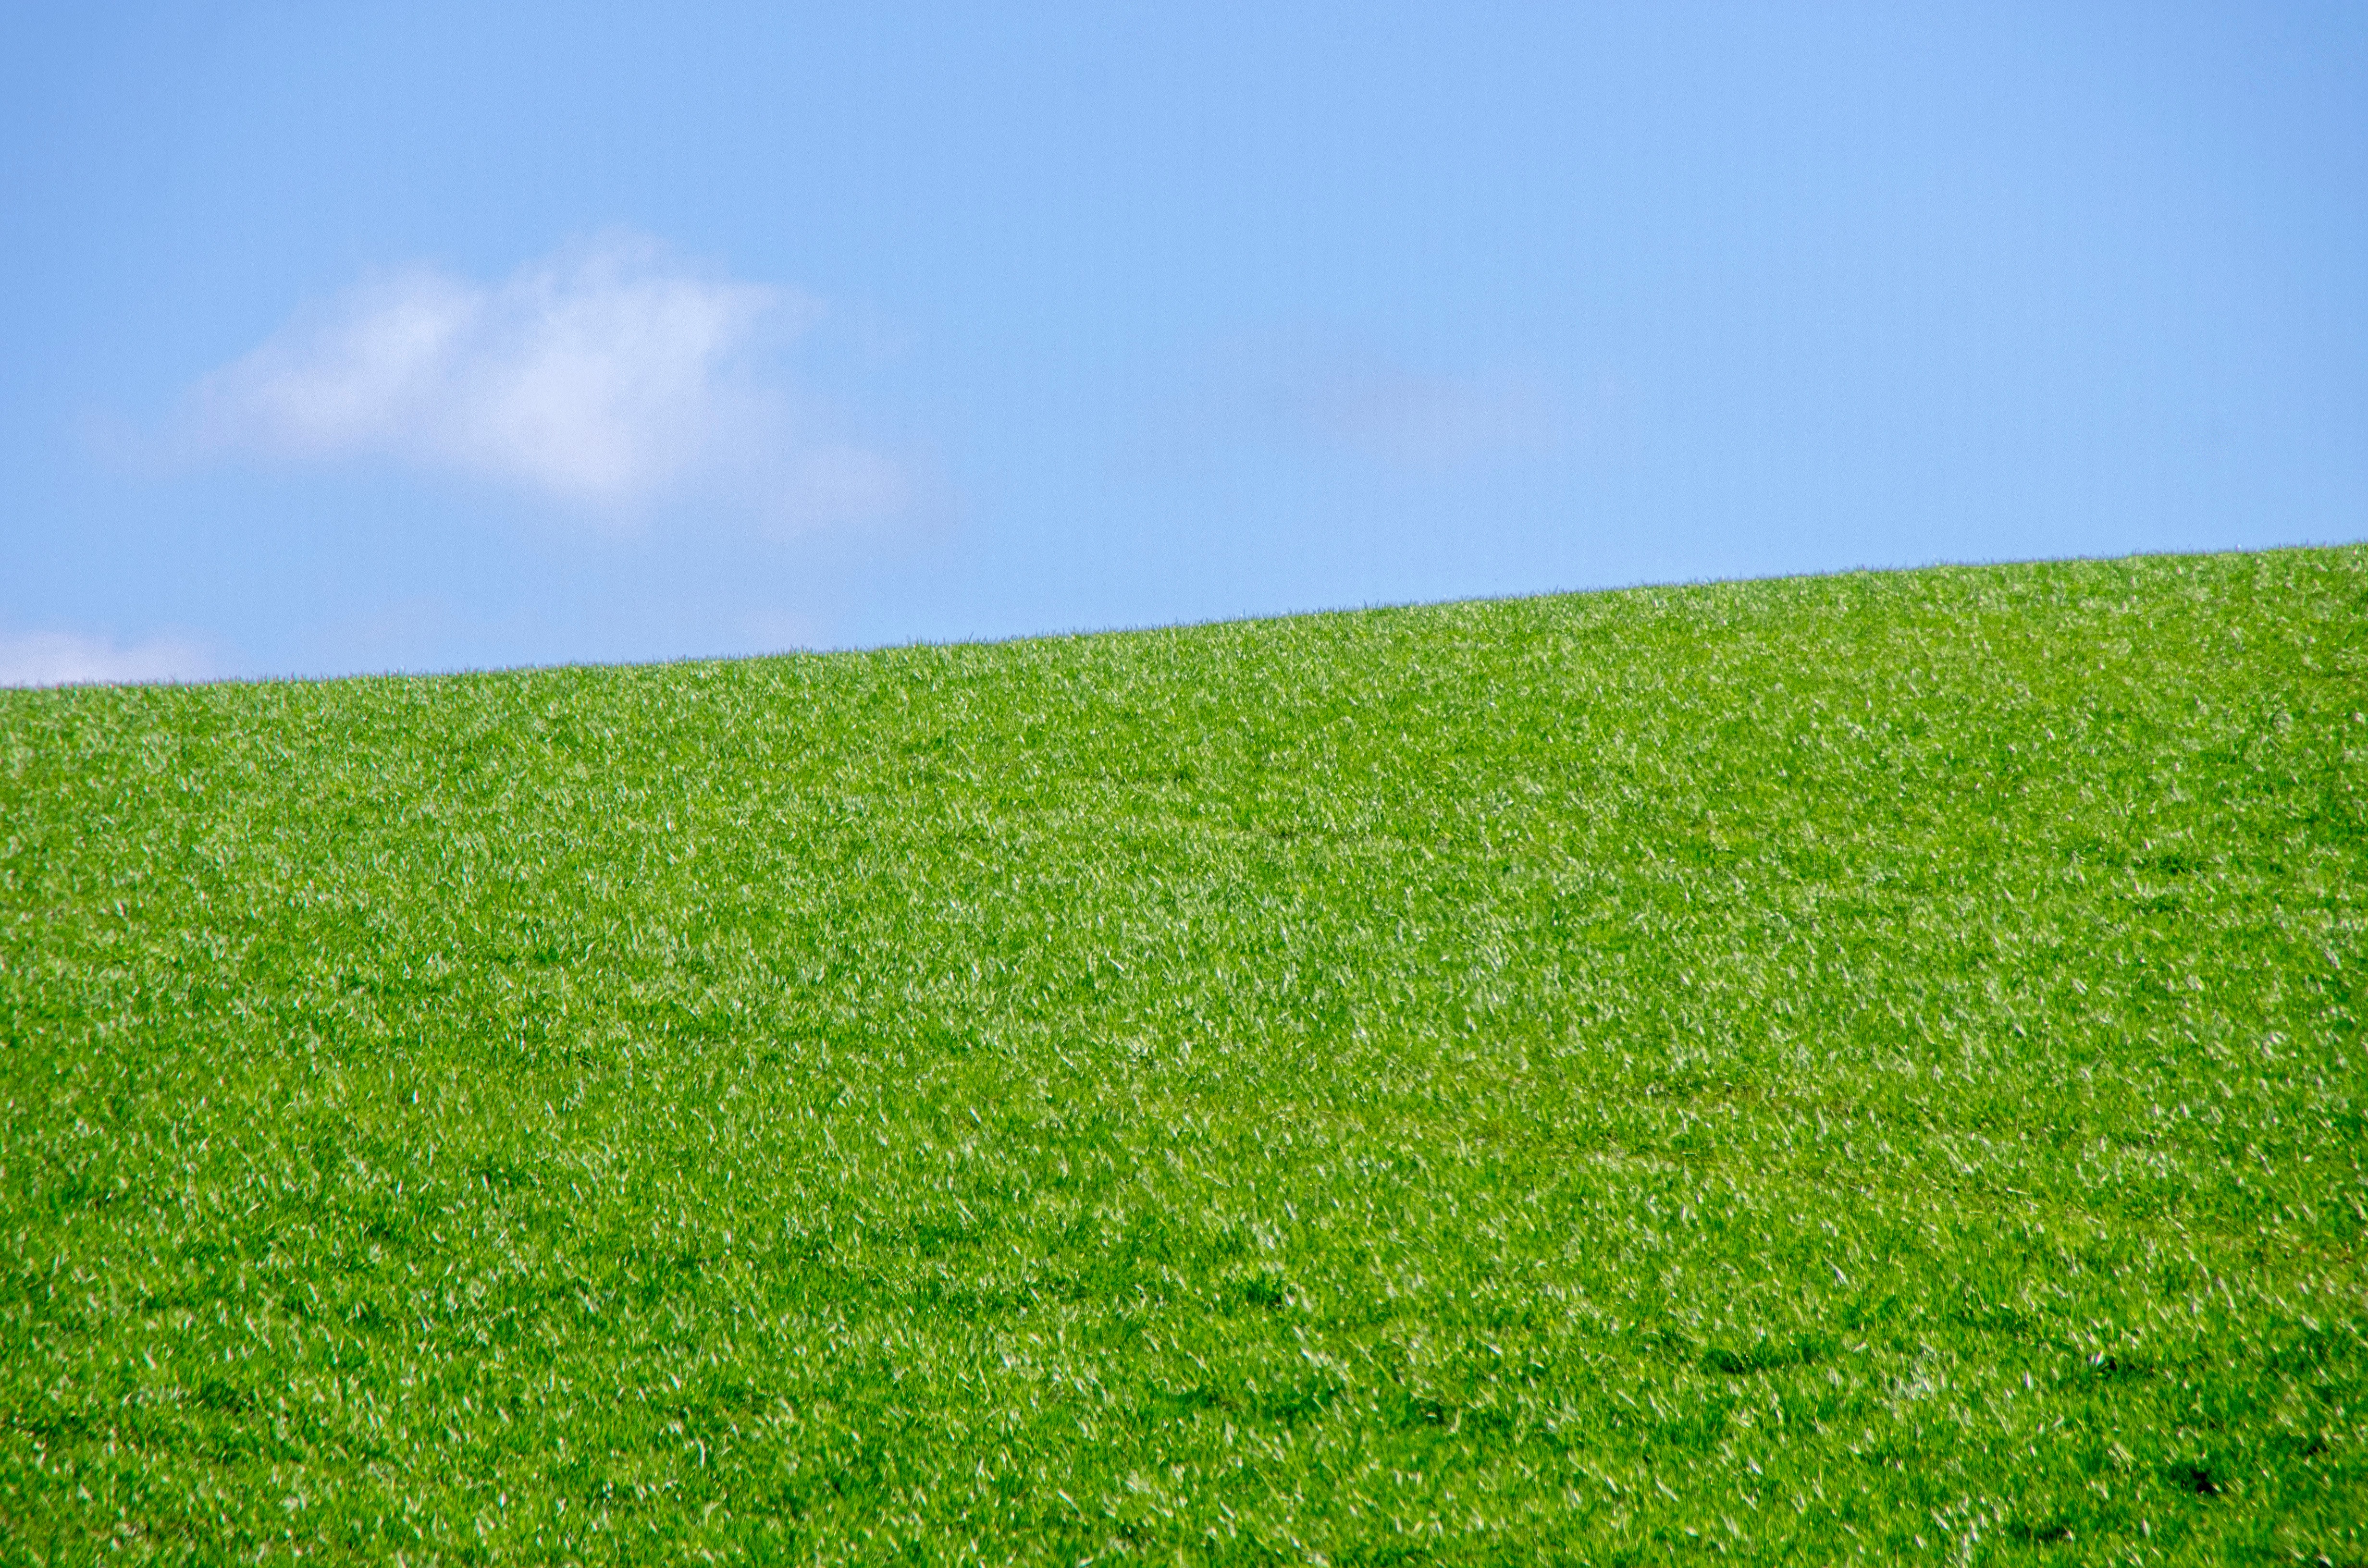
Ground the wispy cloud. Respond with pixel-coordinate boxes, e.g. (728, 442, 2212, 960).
(1184, 335, 1580, 474)
(182, 233, 905, 531)
(0, 630, 219, 689)
(1286, 357, 1563, 469)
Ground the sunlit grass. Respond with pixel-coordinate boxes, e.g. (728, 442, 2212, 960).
(2, 546, 2362, 1563)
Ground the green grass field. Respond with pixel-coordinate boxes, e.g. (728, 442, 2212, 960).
(2, 547, 2363, 1564)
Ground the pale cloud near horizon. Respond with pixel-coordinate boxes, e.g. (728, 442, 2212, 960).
(1180, 335, 1582, 475)
(181, 234, 907, 531)
(0, 629, 220, 689)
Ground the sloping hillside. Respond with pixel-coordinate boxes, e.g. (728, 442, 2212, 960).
(3, 547, 2362, 1562)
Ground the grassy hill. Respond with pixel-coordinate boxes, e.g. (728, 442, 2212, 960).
(2, 546, 2363, 1564)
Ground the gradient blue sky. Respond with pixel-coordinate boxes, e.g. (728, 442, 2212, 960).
(4, 2, 2363, 684)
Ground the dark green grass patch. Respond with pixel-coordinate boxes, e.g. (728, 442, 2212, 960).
(2, 546, 2363, 1563)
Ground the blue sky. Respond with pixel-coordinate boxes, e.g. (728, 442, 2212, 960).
(4, 2, 2363, 684)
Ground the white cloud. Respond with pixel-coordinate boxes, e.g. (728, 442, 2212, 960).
(0, 630, 219, 688)
(183, 233, 906, 530)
